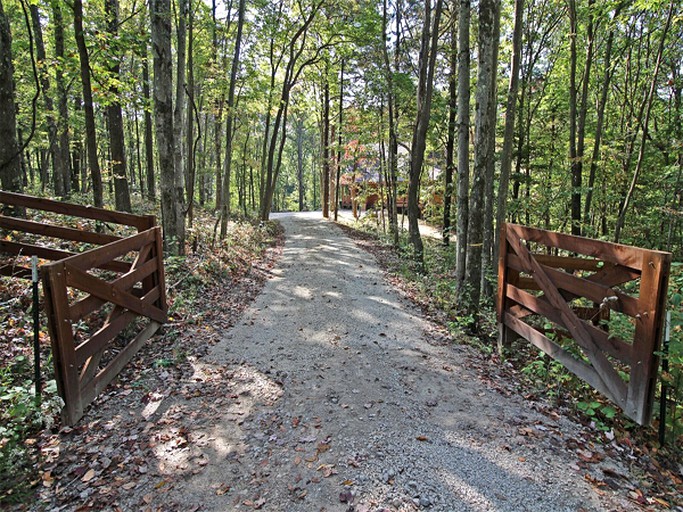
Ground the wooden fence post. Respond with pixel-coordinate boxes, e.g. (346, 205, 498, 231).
(43, 262, 82, 425)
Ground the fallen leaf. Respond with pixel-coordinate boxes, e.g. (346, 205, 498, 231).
(82, 469, 96, 482)
(215, 483, 231, 496)
(415, 435, 428, 442)
(518, 457, 526, 463)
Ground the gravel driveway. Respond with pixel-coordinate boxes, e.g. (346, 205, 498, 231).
(155, 212, 636, 511)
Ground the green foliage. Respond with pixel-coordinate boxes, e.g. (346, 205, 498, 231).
(0, 360, 62, 505)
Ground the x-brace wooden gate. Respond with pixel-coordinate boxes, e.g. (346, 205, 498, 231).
(43, 228, 167, 424)
(498, 223, 671, 425)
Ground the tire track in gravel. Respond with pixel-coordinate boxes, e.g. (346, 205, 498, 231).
(148, 212, 637, 512)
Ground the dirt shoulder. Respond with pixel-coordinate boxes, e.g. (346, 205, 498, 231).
(30, 213, 652, 511)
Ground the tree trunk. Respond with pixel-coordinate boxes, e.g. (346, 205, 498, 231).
(173, 0, 187, 217)
(568, 0, 580, 235)
(494, 0, 523, 266)
(186, 2, 195, 225)
(105, 0, 132, 212)
(443, 13, 457, 246)
(296, 118, 305, 211)
(464, 0, 499, 311)
(322, 69, 331, 218)
(408, 0, 444, 267)
(30, 3, 66, 198)
(151, 0, 184, 254)
(382, 0, 400, 245)
(480, 1, 501, 298)
(74, 0, 103, 207)
(220, 0, 246, 237)
(142, 55, 156, 201)
(0, 0, 21, 192)
(334, 60, 344, 221)
(455, 0, 471, 291)
(52, 0, 72, 195)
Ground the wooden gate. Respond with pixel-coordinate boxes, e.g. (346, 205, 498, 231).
(497, 223, 671, 425)
(0, 191, 166, 424)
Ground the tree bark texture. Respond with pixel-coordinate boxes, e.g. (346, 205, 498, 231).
(0, 0, 21, 192)
(105, 0, 132, 212)
(151, 0, 184, 254)
(465, 0, 499, 310)
(74, 0, 103, 206)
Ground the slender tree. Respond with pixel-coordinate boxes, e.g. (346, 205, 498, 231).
(408, 0, 444, 266)
(0, 0, 21, 192)
(151, 0, 185, 254)
(105, 0, 132, 212)
(74, 0, 104, 207)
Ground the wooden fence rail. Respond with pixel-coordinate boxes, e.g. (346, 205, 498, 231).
(0, 191, 166, 424)
(497, 223, 671, 425)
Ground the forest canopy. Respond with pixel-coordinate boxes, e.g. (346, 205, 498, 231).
(0, 0, 681, 303)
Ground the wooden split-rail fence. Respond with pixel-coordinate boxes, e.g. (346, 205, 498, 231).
(0, 191, 167, 424)
(498, 223, 671, 425)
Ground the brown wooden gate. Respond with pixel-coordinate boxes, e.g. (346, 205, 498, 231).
(497, 223, 671, 425)
(1, 191, 166, 424)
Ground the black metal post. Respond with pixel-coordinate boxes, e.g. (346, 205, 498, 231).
(658, 311, 671, 446)
(32, 256, 41, 405)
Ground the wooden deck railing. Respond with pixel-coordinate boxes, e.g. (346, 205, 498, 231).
(0, 191, 166, 424)
(498, 223, 671, 425)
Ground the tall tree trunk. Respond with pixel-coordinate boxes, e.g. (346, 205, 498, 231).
(443, 12, 457, 246)
(52, 0, 72, 195)
(455, 0, 471, 291)
(105, 0, 132, 212)
(567, 0, 580, 235)
(30, 3, 66, 197)
(186, 1, 195, 225)
(494, 0, 523, 266)
(173, 0, 187, 214)
(382, 0, 400, 245)
(296, 118, 305, 211)
(151, 0, 184, 254)
(464, 0, 499, 311)
(334, 60, 344, 221)
(481, 1, 501, 298)
(322, 68, 331, 218)
(408, 0, 444, 267)
(74, 0, 103, 207)
(0, 0, 21, 192)
(220, 0, 245, 237)
(142, 55, 156, 201)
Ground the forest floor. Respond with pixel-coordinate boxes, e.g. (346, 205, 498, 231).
(28, 213, 680, 511)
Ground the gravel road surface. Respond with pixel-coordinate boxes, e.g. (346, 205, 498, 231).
(149, 212, 636, 512)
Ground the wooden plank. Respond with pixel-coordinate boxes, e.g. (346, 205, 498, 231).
(43, 262, 83, 425)
(506, 228, 628, 406)
(507, 223, 670, 271)
(64, 264, 166, 323)
(0, 190, 155, 231)
(56, 228, 156, 272)
(504, 313, 622, 404)
(0, 214, 121, 245)
(74, 287, 161, 367)
(80, 321, 161, 407)
(0, 240, 130, 273)
(69, 286, 145, 323)
(497, 224, 512, 351)
(506, 284, 633, 364)
(534, 254, 606, 271)
(507, 253, 639, 318)
(626, 252, 671, 424)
